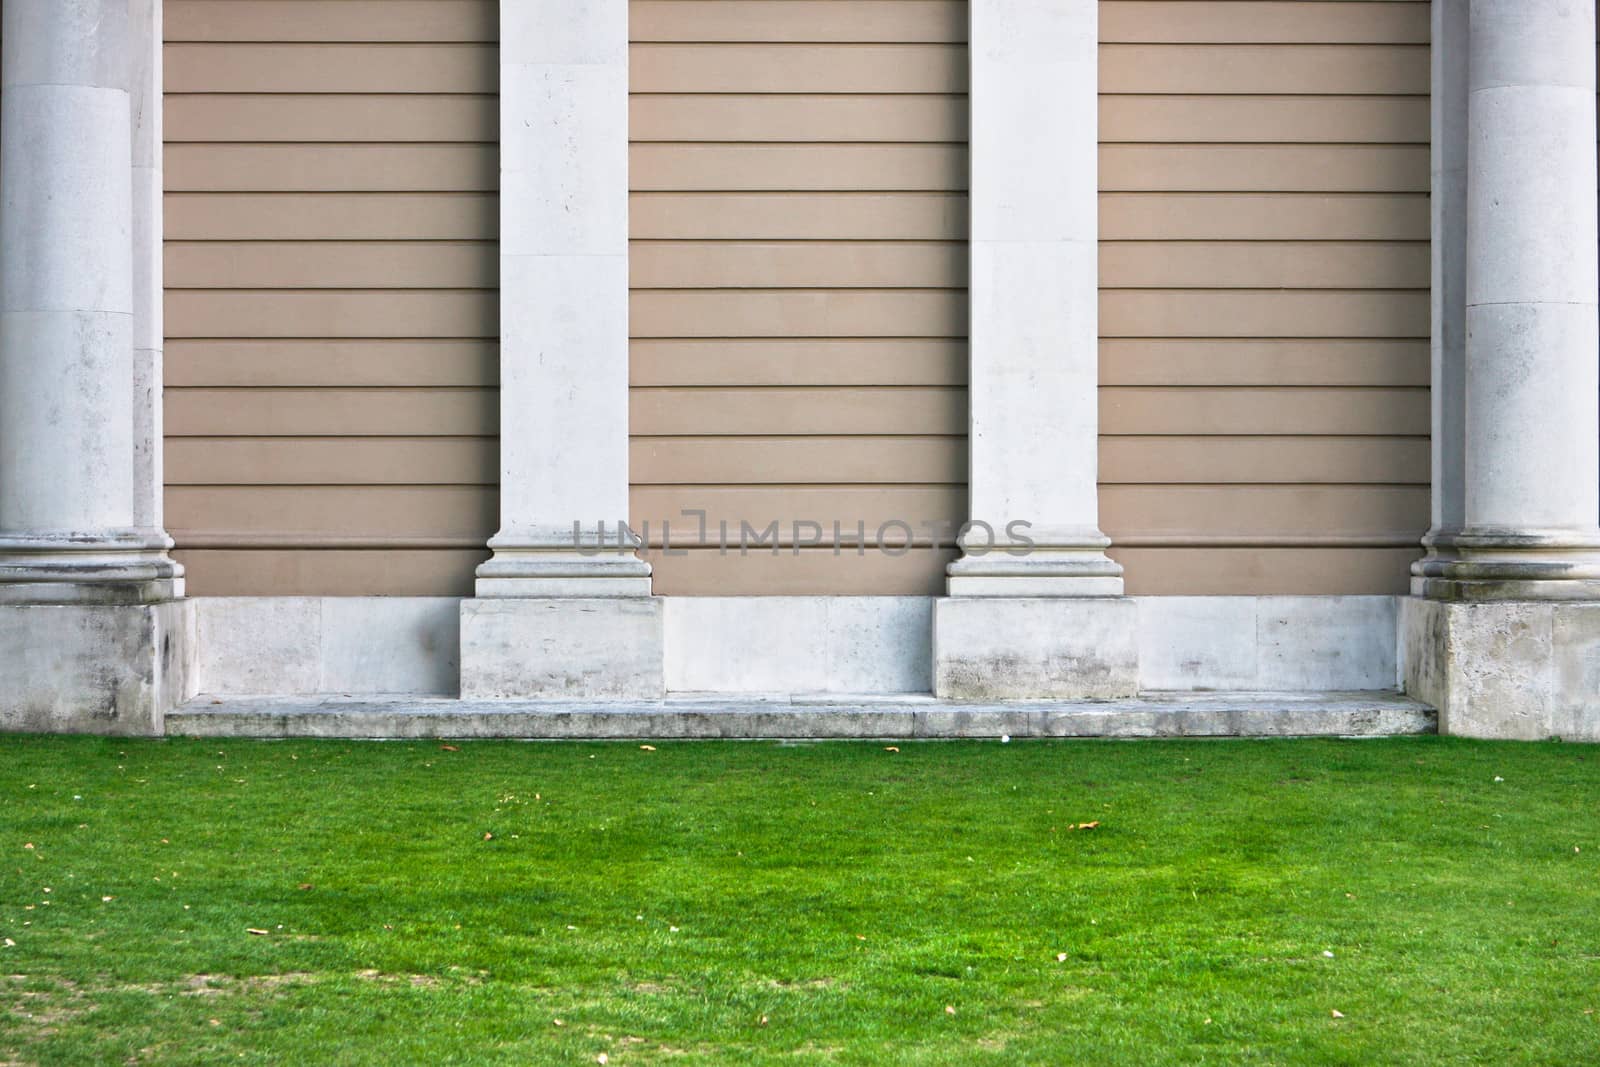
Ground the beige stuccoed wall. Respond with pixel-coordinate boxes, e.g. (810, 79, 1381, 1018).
(1097, 0, 1431, 594)
(157, 0, 1430, 599)
(627, 0, 970, 595)
(161, 0, 500, 595)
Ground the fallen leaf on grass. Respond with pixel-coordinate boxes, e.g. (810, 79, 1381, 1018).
(759, 1015, 769, 1027)
(1330, 1010, 1345, 1019)
(246, 928, 269, 936)
(440, 745, 459, 752)
(2, 939, 14, 948)
(945, 1004, 957, 1016)
(483, 832, 494, 841)
(297, 884, 313, 891)
(884, 747, 900, 753)
(597, 1055, 608, 1065)
(1067, 821, 1100, 831)
(639, 745, 656, 751)
(552, 1019, 564, 1027)
(22, 843, 33, 850)
(1056, 953, 1068, 963)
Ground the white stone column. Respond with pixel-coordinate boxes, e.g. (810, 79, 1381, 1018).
(459, 1, 663, 698)
(1411, 0, 1469, 593)
(1402, 0, 1600, 742)
(1419, 0, 1600, 600)
(0, 0, 192, 735)
(932, 0, 1135, 699)
(946, 0, 1121, 597)
(473, 1, 648, 598)
(131, 0, 170, 538)
(0, 0, 180, 605)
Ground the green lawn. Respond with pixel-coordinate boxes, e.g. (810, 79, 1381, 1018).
(1, 736, 1597, 1065)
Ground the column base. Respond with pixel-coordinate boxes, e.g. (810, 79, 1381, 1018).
(1401, 597, 1600, 741)
(945, 537, 1125, 597)
(460, 597, 665, 700)
(0, 531, 184, 604)
(0, 598, 194, 735)
(1411, 530, 1600, 601)
(473, 545, 653, 598)
(933, 596, 1138, 700)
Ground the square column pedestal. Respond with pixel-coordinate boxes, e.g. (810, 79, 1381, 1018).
(933, 597, 1138, 701)
(1402, 598, 1600, 741)
(0, 599, 194, 735)
(460, 596, 665, 700)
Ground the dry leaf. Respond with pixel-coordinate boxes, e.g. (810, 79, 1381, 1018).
(759, 1015, 769, 1027)
(246, 928, 269, 936)
(552, 1019, 564, 1027)
(597, 1055, 608, 1065)
(209, 1019, 221, 1027)
(101, 896, 114, 903)
(440, 745, 459, 752)
(639, 745, 656, 751)
(22, 843, 33, 850)
(1056, 953, 1068, 963)
(884, 746, 900, 753)
(2, 939, 14, 948)
(1330, 1009, 1345, 1019)
(483, 832, 494, 841)
(945, 1004, 956, 1016)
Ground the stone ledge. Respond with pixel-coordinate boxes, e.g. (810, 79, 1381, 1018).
(166, 691, 1435, 740)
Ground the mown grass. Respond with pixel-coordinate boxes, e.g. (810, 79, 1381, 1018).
(1, 735, 1597, 1065)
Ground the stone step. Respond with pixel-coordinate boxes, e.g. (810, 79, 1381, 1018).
(168, 692, 1436, 740)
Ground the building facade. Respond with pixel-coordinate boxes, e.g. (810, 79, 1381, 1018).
(1, 0, 1596, 739)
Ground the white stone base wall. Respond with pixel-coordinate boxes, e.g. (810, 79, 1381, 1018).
(665, 597, 933, 695)
(191, 595, 1407, 698)
(195, 597, 460, 696)
(1139, 596, 1399, 692)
